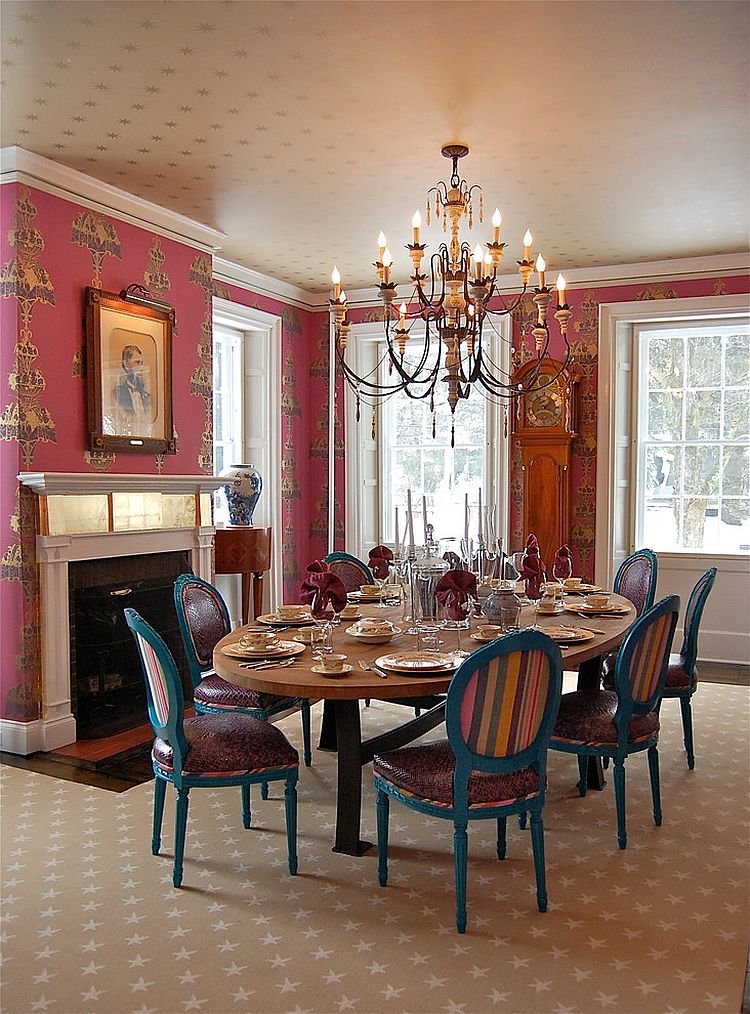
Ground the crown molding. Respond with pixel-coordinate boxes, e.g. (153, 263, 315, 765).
(17, 471, 226, 495)
(212, 256, 320, 311)
(0, 146, 225, 254)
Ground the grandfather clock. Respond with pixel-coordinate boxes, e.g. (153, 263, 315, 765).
(512, 357, 578, 572)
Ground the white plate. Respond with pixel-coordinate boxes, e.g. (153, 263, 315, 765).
(311, 663, 353, 677)
(539, 625, 596, 643)
(221, 640, 306, 659)
(375, 650, 458, 673)
(470, 630, 505, 643)
(345, 624, 401, 644)
(257, 612, 314, 626)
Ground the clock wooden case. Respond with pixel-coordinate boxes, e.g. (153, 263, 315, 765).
(512, 357, 578, 573)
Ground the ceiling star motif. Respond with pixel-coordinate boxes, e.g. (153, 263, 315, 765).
(0, 2, 747, 292)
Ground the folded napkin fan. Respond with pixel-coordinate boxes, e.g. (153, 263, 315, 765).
(442, 551, 461, 569)
(522, 548, 546, 599)
(435, 570, 477, 619)
(526, 532, 539, 550)
(553, 544, 573, 572)
(306, 559, 330, 574)
(368, 544, 394, 580)
(299, 572, 348, 617)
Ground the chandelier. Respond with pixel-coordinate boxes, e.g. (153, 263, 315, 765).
(329, 144, 574, 444)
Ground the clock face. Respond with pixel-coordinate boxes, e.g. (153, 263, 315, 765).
(525, 384, 563, 428)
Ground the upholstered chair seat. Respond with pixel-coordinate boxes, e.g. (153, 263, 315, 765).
(152, 712, 299, 775)
(194, 673, 303, 714)
(374, 741, 541, 808)
(553, 690, 660, 747)
(665, 654, 692, 690)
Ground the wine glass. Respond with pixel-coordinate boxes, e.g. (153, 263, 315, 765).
(524, 573, 546, 629)
(440, 594, 471, 654)
(311, 590, 334, 659)
(552, 554, 573, 600)
(373, 569, 389, 608)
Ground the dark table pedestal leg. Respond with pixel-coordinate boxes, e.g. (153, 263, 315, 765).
(330, 700, 373, 856)
(576, 656, 606, 791)
(318, 699, 338, 752)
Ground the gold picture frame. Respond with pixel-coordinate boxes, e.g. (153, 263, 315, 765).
(85, 286, 176, 455)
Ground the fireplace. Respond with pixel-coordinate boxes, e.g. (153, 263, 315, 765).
(70, 552, 192, 738)
(13, 471, 225, 754)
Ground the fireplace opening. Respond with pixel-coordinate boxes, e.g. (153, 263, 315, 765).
(70, 552, 192, 739)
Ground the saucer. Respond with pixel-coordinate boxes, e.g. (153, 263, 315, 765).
(257, 612, 314, 627)
(221, 640, 306, 659)
(311, 663, 353, 677)
(346, 624, 400, 644)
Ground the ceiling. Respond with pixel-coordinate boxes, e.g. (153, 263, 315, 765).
(2, 0, 748, 294)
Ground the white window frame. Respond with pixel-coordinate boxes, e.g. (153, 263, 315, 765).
(212, 297, 283, 610)
(343, 317, 511, 559)
(632, 318, 749, 554)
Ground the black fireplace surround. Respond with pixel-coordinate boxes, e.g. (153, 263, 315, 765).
(70, 551, 192, 739)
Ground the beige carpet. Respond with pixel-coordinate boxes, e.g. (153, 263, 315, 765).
(2, 681, 748, 1014)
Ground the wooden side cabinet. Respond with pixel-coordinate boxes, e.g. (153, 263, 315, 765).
(213, 526, 272, 624)
(512, 358, 578, 572)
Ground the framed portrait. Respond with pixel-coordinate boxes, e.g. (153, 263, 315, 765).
(85, 286, 176, 454)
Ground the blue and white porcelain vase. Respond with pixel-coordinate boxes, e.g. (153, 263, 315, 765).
(220, 464, 263, 526)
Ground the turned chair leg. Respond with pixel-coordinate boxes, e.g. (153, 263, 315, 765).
(152, 777, 166, 855)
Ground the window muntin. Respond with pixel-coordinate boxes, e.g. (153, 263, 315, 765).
(212, 324, 244, 476)
(636, 320, 750, 554)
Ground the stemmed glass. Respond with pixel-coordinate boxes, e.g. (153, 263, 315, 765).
(440, 595, 471, 654)
(374, 570, 389, 608)
(524, 573, 546, 629)
(310, 590, 335, 661)
(552, 554, 573, 600)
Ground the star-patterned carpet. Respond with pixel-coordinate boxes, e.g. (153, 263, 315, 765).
(2, 681, 748, 1014)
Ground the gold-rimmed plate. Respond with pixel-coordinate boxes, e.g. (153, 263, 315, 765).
(567, 602, 631, 616)
(221, 640, 306, 660)
(375, 650, 459, 673)
(564, 583, 602, 595)
(257, 612, 314, 627)
(540, 625, 597, 643)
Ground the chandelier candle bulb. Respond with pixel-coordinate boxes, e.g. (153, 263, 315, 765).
(474, 244, 484, 280)
(492, 208, 502, 244)
(523, 229, 533, 261)
(378, 231, 387, 260)
(556, 273, 567, 306)
(412, 211, 421, 245)
(331, 266, 341, 300)
(535, 253, 546, 289)
(382, 248, 392, 284)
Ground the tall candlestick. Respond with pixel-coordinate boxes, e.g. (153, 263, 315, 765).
(478, 487, 483, 545)
(406, 488, 415, 554)
(422, 495, 428, 544)
(394, 506, 400, 550)
(464, 492, 469, 544)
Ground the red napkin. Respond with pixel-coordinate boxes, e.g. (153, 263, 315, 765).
(368, 545, 394, 580)
(435, 570, 477, 619)
(522, 548, 545, 600)
(299, 572, 348, 617)
(553, 545, 573, 572)
(526, 532, 539, 550)
(442, 551, 461, 569)
(306, 559, 330, 574)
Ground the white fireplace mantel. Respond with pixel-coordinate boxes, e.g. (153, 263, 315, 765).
(3, 472, 224, 756)
(18, 471, 226, 495)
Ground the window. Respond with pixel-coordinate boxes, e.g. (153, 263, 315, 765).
(635, 319, 749, 554)
(344, 319, 509, 556)
(212, 322, 244, 476)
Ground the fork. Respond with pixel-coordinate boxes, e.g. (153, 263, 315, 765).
(239, 658, 296, 670)
(357, 659, 388, 679)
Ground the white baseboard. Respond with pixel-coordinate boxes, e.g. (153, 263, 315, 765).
(0, 715, 77, 756)
(699, 630, 750, 667)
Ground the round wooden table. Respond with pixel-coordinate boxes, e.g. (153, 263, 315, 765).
(213, 594, 636, 856)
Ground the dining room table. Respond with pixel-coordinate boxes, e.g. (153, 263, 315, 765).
(212, 590, 636, 857)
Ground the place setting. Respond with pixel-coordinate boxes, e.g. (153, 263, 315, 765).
(373, 649, 462, 675)
(220, 629, 306, 662)
(566, 592, 632, 617)
(256, 604, 315, 626)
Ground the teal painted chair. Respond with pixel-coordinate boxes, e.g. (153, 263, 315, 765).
(173, 573, 313, 770)
(124, 608, 298, 887)
(601, 547, 659, 687)
(662, 567, 717, 769)
(323, 551, 374, 592)
(550, 594, 679, 849)
(373, 630, 563, 933)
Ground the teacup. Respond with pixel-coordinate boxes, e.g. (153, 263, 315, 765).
(360, 584, 382, 597)
(277, 604, 308, 619)
(320, 653, 348, 673)
(537, 596, 559, 614)
(586, 594, 611, 609)
(340, 604, 360, 619)
(239, 630, 279, 649)
(356, 619, 392, 634)
(564, 577, 583, 590)
(477, 624, 503, 640)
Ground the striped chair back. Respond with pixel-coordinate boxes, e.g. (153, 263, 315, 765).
(447, 630, 563, 774)
(614, 595, 680, 712)
(614, 548, 658, 617)
(132, 626, 171, 727)
(459, 650, 552, 758)
(174, 573, 231, 685)
(679, 567, 717, 675)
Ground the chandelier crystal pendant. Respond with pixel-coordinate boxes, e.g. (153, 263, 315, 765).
(330, 144, 575, 445)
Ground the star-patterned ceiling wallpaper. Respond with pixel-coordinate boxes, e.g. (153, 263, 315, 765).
(1, 0, 748, 293)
